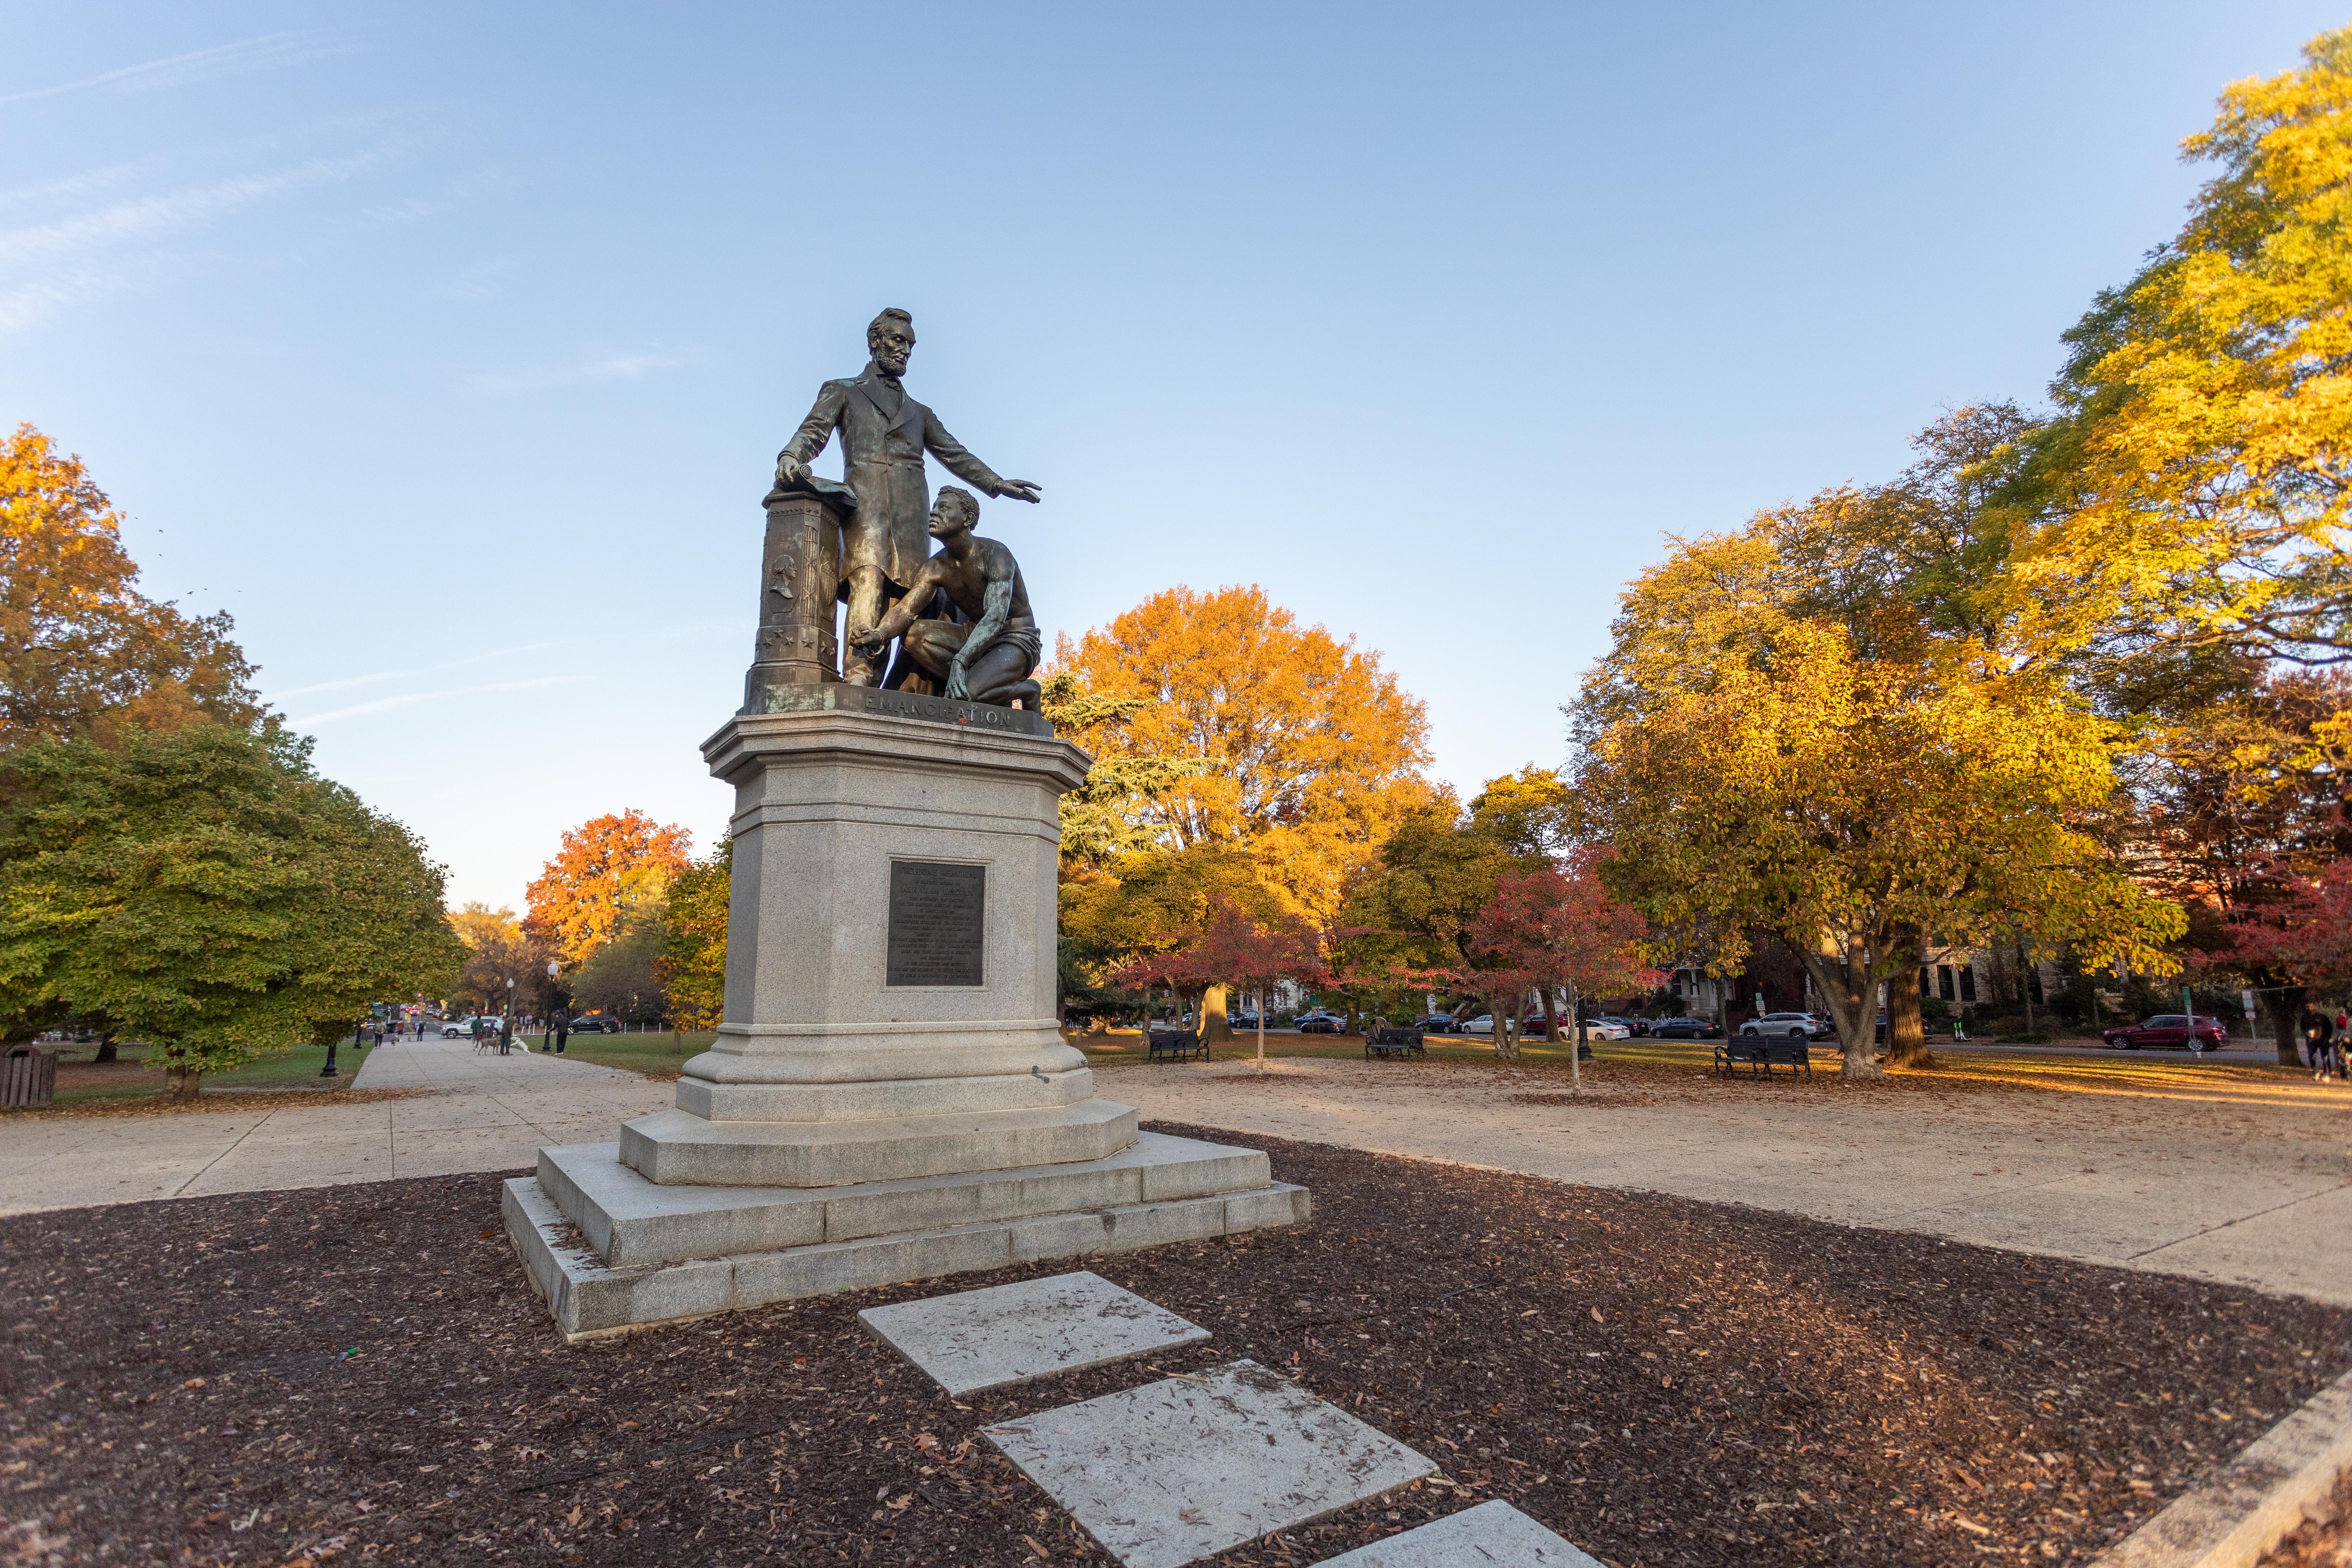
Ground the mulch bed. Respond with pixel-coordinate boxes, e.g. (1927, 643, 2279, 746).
(3, 1125, 2345, 1567)
(1, 1087, 440, 1120)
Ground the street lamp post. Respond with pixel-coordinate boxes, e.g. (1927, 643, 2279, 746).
(501, 977, 516, 1055)
(543, 960, 560, 1050)
(321, 1020, 348, 1078)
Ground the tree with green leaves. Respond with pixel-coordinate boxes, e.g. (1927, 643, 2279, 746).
(0, 723, 463, 1095)
(659, 840, 732, 1030)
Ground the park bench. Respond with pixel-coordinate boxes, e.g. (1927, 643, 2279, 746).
(1714, 1036, 1814, 1080)
(1147, 1028, 1207, 1064)
(1364, 1026, 1427, 1061)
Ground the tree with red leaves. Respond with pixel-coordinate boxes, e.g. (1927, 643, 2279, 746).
(1111, 898, 1328, 1071)
(1470, 855, 1660, 1087)
(2214, 860, 2352, 1054)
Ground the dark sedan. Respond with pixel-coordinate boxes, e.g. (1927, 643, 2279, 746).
(568, 1015, 622, 1035)
(1414, 1014, 1464, 1034)
(1648, 1016, 1723, 1040)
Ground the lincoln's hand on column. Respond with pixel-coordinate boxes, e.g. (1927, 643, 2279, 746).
(774, 308, 1041, 685)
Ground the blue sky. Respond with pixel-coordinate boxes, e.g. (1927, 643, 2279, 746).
(3, 3, 2336, 910)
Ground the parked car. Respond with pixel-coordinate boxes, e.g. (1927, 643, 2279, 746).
(1595, 1015, 1638, 1037)
(1294, 1009, 1346, 1034)
(440, 1015, 478, 1039)
(1576, 1018, 1632, 1041)
(2103, 1014, 2229, 1052)
(1460, 1014, 1495, 1036)
(1414, 1013, 1464, 1034)
(1228, 1010, 1261, 1031)
(569, 1015, 622, 1035)
(1741, 1011, 1833, 1041)
(1648, 1016, 1723, 1040)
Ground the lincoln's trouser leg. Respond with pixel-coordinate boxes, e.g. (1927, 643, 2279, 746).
(843, 567, 889, 685)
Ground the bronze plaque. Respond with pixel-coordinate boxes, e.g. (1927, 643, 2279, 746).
(886, 860, 985, 987)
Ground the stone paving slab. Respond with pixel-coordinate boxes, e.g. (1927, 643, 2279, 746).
(983, 1359, 1434, 1568)
(1312, 1499, 1602, 1566)
(859, 1270, 1209, 1396)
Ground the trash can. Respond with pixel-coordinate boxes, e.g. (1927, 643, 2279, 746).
(4, 1045, 57, 1108)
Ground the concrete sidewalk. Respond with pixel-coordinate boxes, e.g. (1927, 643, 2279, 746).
(0, 1035, 672, 1217)
(1096, 1057, 2352, 1305)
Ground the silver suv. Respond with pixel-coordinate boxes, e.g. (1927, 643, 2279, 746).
(1740, 1011, 1833, 1041)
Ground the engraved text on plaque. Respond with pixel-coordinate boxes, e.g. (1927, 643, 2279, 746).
(886, 860, 985, 987)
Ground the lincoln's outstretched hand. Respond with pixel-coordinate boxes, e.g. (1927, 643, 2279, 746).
(993, 478, 1043, 503)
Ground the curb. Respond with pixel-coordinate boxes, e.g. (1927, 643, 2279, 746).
(2091, 1366, 2352, 1567)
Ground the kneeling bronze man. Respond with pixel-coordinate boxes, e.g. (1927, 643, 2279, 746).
(848, 486, 1042, 708)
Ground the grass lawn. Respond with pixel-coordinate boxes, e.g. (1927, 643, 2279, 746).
(1071, 1026, 1603, 1068)
(41, 1039, 383, 1104)
(538, 1029, 715, 1079)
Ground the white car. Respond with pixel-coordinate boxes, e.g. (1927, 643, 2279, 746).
(1460, 1014, 1495, 1036)
(1740, 1011, 1830, 1041)
(1574, 1019, 1631, 1041)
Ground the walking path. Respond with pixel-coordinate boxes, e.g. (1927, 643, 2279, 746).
(0, 1035, 671, 1217)
(1094, 1056, 2352, 1304)
(7, 1037, 2347, 1308)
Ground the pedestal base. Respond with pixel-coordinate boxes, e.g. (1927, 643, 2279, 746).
(506, 1131, 1310, 1340)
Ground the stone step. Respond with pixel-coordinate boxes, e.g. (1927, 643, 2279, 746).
(542, 1130, 1272, 1267)
(618, 1098, 1139, 1187)
(504, 1167, 1310, 1341)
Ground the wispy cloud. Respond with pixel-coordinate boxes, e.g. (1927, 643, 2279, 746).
(0, 145, 402, 335)
(372, 164, 514, 225)
(0, 32, 345, 107)
(467, 347, 715, 397)
(0, 152, 389, 269)
(291, 676, 588, 728)
(268, 640, 566, 702)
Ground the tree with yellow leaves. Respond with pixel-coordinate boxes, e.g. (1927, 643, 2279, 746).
(2018, 27, 2352, 667)
(1573, 523, 2182, 1078)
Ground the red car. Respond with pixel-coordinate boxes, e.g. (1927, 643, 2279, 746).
(2102, 1014, 2228, 1051)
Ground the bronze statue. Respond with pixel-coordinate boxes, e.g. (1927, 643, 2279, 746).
(849, 488, 1041, 708)
(776, 309, 1040, 684)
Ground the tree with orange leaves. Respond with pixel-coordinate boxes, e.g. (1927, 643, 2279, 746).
(1, 423, 262, 748)
(1051, 584, 1433, 925)
(525, 810, 693, 966)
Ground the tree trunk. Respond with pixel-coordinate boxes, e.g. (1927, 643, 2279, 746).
(1539, 989, 1561, 1043)
(1201, 985, 1233, 1045)
(1799, 942, 1883, 1079)
(2268, 986, 2308, 1067)
(1491, 991, 1518, 1062)
(92, 1029, 117, 1064)
(1256, 986, 1267, 1073)
(1881, 927, 1933, 1069)
(1567, 982, 1583, 1094)
(166, 1066, 201, 1101)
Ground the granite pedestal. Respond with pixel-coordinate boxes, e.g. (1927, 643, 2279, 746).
(509, 696, 1308, 1338)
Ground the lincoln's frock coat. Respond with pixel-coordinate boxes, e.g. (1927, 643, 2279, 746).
(777, 364, 1007, 591)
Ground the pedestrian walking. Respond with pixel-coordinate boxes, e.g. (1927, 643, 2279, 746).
(2305, 1008, 2338, 1081)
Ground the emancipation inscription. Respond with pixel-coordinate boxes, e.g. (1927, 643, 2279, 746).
(886, 860, 986, 987)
